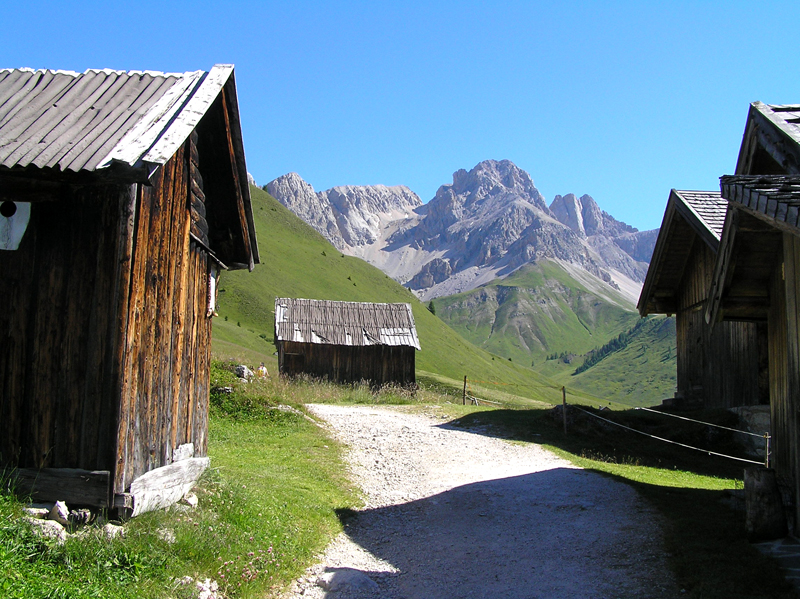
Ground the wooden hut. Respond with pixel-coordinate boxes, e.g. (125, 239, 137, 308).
(706, 174, 800, 529)
(637, 190, 764, 407)
(274, 298, 420, 386)
(703, 103, 800, 530)
(735, 102, 800, 176)
(0, 66, 259, 514)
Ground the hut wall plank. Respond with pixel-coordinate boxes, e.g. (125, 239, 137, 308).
(114, 141, 212, 494)
(0, 185, 125, 474)
(782, 233, 800, 527)
(769, 255, 790, 482)
(277, 341, 416, 387)
(676, 239, 760, 407)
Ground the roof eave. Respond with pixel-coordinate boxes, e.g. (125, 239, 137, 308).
(221, 71, 259, 268)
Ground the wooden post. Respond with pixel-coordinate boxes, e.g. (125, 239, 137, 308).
(562, 386, 567, 434)
(463, 376, 467, 406)
(744, 466, 787, 541)
(765, 434, 771, 468)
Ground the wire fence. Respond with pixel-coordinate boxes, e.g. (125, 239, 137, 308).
(462, 377, 502, 406)
(635, 406, 767, 438)
(569, 404, 768, 467)
(462, 375, 769, 467)
(460, 375, 769, 467)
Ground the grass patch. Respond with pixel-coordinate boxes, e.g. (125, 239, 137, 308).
(3, 367, 792, 598)
(0, 368, 360, 599)
(448, 406, 797, 599)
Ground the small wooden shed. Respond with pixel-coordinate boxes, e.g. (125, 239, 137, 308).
(703, 102, 800, 530)
(637, 189, 764, 407)
(0, 66, 259, 513)
(706, 174, 800, 529)
(274, 298, 420, 386)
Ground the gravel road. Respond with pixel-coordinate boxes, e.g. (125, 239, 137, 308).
(283, 404, 680, 599)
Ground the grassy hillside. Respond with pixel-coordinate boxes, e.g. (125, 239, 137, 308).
(534, 315, 677, 406)
(434, 260, 640, 365)
(434, 261, 677, 407)
(212, 187, 605, 406)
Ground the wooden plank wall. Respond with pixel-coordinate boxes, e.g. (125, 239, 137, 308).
(777, 233, 800, 527)
(0, 184, 128, 472)
(114, 138, 212, 495)
(278, 341, 415, 386)
(676, 240, 761, 407)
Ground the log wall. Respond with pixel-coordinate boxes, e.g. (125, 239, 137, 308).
(278, 341, 415, 386)
(676, 239, 761, 407)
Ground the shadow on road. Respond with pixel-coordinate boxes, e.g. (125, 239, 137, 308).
(327, 467, 675, 599)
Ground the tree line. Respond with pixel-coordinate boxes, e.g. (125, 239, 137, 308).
(572, 318, 650, 375)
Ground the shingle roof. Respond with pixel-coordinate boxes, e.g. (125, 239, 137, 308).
(0, 65, 235, 177)
(736, 102, 800, 176)
(721, 175, 800, 232)
(275, 298, 421, 350)
(673, 190, 727, 241)
(752, 103, 800, 148)
(637, 189, 728, 316)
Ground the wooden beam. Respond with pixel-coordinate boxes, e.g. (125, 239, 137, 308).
(0, 176, 73, 203)
(8, 468, 110, 507)
(128, 456, 209, 517)
(220, 88, 254, 271)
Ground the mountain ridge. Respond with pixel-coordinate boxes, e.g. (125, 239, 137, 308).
(266, 160, 657, 304)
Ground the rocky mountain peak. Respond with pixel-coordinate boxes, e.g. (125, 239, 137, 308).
(266, 161, 658, 304)
(550, 194, 585, 236)
(326, 184, 422, 216)
(550, 193, 636, 238)
(266, 173, 422, 250)
(578, 194, 604, 235)
(267, 172, 316, 203)
(447, 159, 549, 211)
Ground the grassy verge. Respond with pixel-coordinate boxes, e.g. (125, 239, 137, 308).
(0, 364, 359, 599)
(3, 369, 796, 598)
(448, 406, 798, 599)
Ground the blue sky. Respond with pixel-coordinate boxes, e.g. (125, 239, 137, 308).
(3, 1, 799, 231)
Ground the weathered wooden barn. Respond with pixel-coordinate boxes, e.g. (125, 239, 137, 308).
(637, 189, 764, 407)
(0, 65, 259, 514)
(701, 103, 800, 531)
(706, 174, 800, 529)
(274, 298, 420, 386)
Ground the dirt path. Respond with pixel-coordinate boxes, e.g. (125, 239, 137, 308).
(283, 405, 680, 599)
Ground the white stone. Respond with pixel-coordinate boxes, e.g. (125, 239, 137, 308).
(103, 523, 125, 539)
(24, 517, 66, 544)
(235, 364, 254, 379)
(195, 578, 221, 599)
(157, 528, 176, 544)
(316, 568, 379, 592)
(48, 500, 69, 527)
(22, 506, 49, 519)
(173, 442, 195, 462)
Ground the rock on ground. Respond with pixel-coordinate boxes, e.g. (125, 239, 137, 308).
(284, 404, 681, 599)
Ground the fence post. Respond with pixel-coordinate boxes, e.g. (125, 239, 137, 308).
(463, 376, 467, 406)
(562, 386, 567, 434)
(765, 434, 771, 469)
